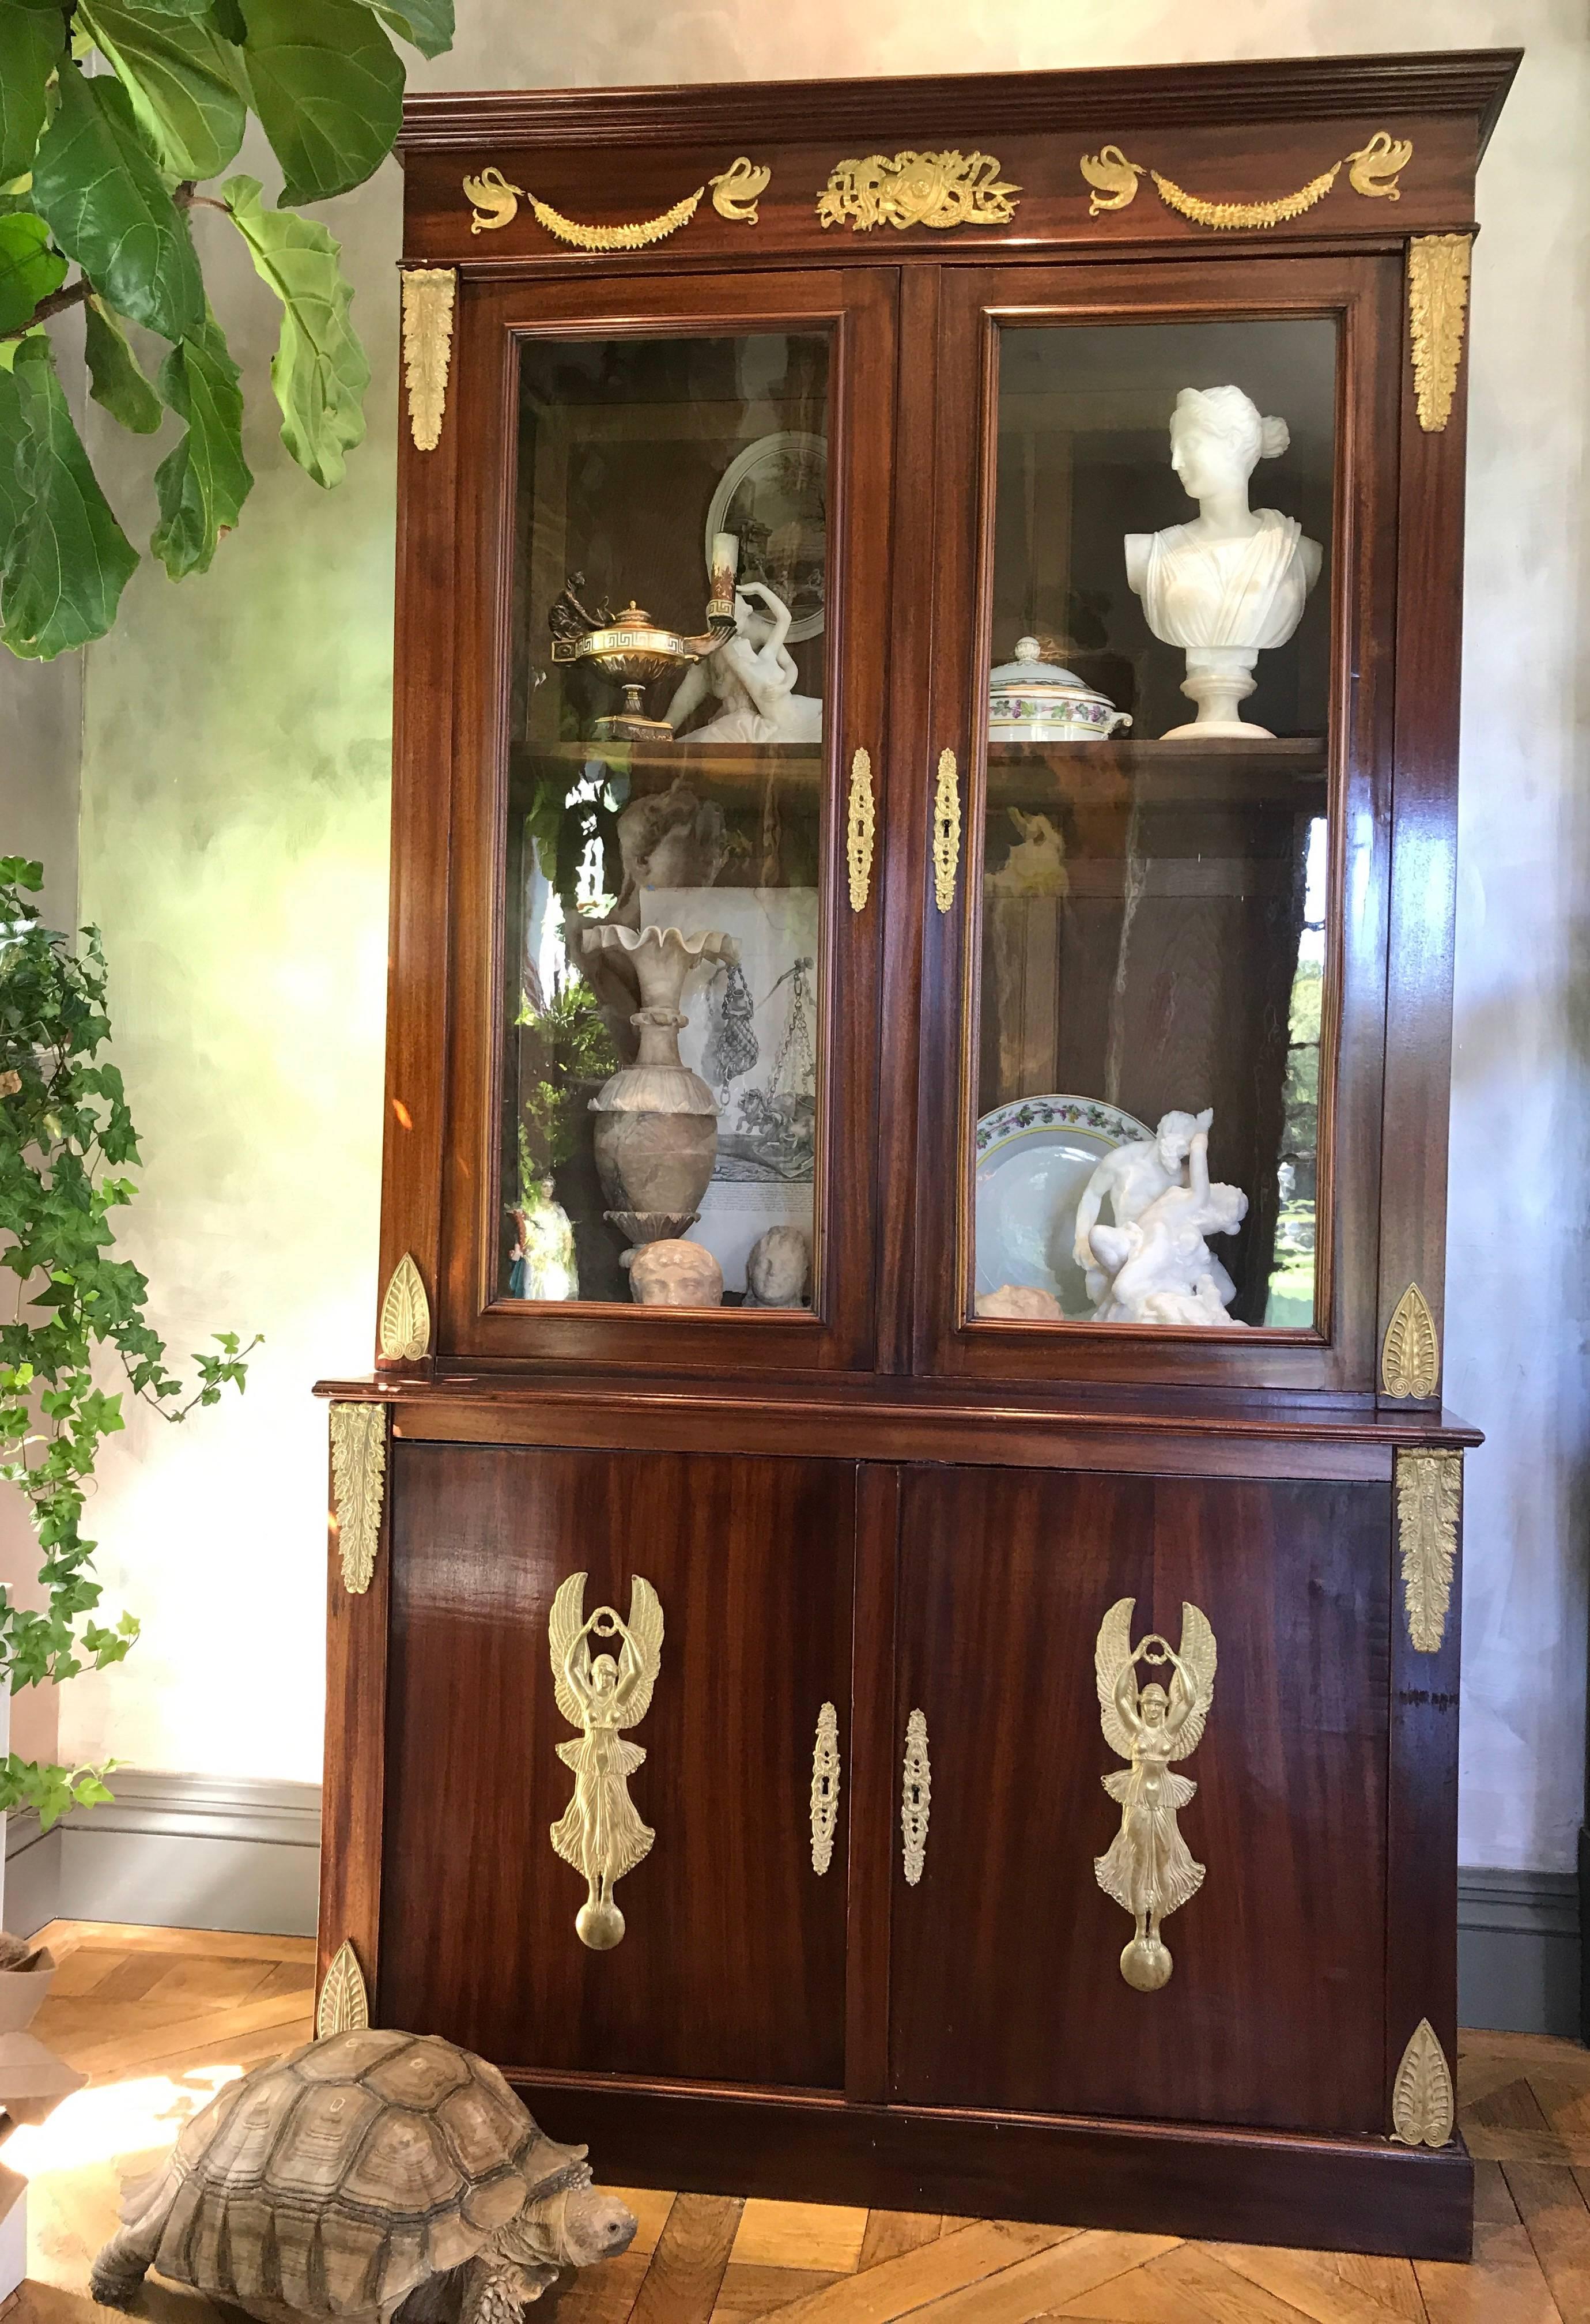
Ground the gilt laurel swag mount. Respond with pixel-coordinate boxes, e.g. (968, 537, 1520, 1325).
(398, 124, 1471, 453)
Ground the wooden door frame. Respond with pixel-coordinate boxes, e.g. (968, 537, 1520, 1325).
(391, 264, 900, 1375)
(907, 250, 1404, 1395)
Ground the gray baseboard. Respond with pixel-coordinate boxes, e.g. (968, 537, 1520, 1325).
(4, 1770, 321, 1940)
(1457, 1867, 1581, 2039)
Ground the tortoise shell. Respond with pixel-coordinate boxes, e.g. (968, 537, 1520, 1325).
(133, 2028, 590, 2317)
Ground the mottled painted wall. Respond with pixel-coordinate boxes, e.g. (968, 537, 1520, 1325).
(62, 2, 1590, 1872)
(0, 614, 80, 1773)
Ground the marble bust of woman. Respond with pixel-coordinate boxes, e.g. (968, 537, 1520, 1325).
(1125, 384, 1322, 738)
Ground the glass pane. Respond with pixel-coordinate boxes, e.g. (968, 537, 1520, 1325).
(503, 333, 829, 1311)
(972, 319, 1335, 1330)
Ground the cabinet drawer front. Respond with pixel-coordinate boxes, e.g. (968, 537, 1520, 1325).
(380, 1441, 853, 2089)
(890, 1464, 1391, 2134)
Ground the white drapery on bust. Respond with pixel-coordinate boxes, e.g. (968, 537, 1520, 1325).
(1138, 508, 1310, 652)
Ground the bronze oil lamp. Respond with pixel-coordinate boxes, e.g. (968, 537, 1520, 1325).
(549, 534, 741, 743)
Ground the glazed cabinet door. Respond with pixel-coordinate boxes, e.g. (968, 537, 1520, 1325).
(378, 1441, 853, 2089)
(908, 254, 1404, 1392)
(887, 1462, 1393, 2134)
(401, 267, 898, 1374)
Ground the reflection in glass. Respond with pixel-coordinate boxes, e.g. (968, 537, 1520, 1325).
(503, 334, 829, 1311)
(972, 319, 1336, 1330)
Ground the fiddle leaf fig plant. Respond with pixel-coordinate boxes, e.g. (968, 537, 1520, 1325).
(0, 858, 258, 1825)
(0, 0, 453, 659)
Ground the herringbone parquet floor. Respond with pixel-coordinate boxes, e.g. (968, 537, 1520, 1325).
(8, 1923, 1590, 2324)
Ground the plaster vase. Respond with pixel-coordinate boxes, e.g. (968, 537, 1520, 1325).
(583, 924, 738, 1246)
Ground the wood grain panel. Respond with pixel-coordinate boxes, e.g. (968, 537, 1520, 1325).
(1386, 1455, 1464, 2136)
(1376, 242, 1472, 1405)
(397, 52, 1519, 270)
(511, 2071, 1472, 2260)
(318, 1427, 391, 2004)
(377, 279, 461, 1380)
(888, 1466, 1391, 2134)
(379, 1441, 853, 2089)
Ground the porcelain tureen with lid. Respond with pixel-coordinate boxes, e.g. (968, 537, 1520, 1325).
(988, 638, 1131, 742)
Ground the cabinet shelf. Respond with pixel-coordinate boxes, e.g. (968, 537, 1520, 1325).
(985, 736, 1327, 810)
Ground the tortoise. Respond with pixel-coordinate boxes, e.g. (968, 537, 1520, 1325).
(90, 2028, 637, 2324)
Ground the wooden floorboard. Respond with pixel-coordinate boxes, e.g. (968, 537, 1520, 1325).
(8, 1923, 1587, 2324)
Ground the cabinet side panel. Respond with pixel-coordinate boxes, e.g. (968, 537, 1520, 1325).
(378, 304, 460, 1375)
(1377, 254, 1470, 1397)
(1385, 1461, 1462, 2110)
(319, 1436, 391, 2003)
(379, 1441, 852, 2089)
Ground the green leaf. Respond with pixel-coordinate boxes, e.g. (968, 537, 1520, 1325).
(84, 296, 162, 433)
(152, 311, 250, 576)
(0, 1, 56, 183)
(240, 0, 402, 203)
(31, 68, 203, 341)
(207, 0, 246, 39)
(353, 0, 450, 59)
(0, 210, 64, 335)
(77, 0, 246, 182)
(222, 175, 367, 486)
(0, 336, 139, 658)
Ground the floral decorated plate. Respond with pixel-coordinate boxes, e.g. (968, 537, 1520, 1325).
(973, 1095, 1150, 1321)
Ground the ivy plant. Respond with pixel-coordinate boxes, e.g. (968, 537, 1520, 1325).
(0, 0, 453, 659)
(0, 858, 257, 1826)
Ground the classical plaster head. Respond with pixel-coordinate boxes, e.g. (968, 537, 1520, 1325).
(1169, 385, 1289, 502)
(629, 1239, 723, 1308)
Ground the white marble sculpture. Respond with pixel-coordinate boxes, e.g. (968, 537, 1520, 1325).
(1072, 1109, 1214, 1312)
(1088, 1127, 1249, 1328)
(1126, 385, 1322, 738)
(664, 582, 822, 745)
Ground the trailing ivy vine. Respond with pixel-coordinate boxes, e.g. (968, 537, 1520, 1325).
(0, 0, 454, 659)
(0, 858, 256, 1827)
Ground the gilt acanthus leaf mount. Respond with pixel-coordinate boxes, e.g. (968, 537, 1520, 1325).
(329, 1402, 387, 1595)
(378, 1252, 431, 1364)
(400, 268, 454, 453)
(1408, 234, 1472, 433)
(1382, 1281, 1440, 1398)
(316, 1941, 370, 2040)
(1391, 2017, 1455, 2148)
(1396, 1449, 1461, 1654)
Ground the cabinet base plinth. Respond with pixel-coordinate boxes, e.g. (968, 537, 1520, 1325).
(508, 2073, 1473, 2262)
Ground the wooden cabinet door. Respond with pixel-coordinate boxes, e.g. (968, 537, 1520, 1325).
(888, 1463, 1392, 2135)
(379, 1442, 853, 2090)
